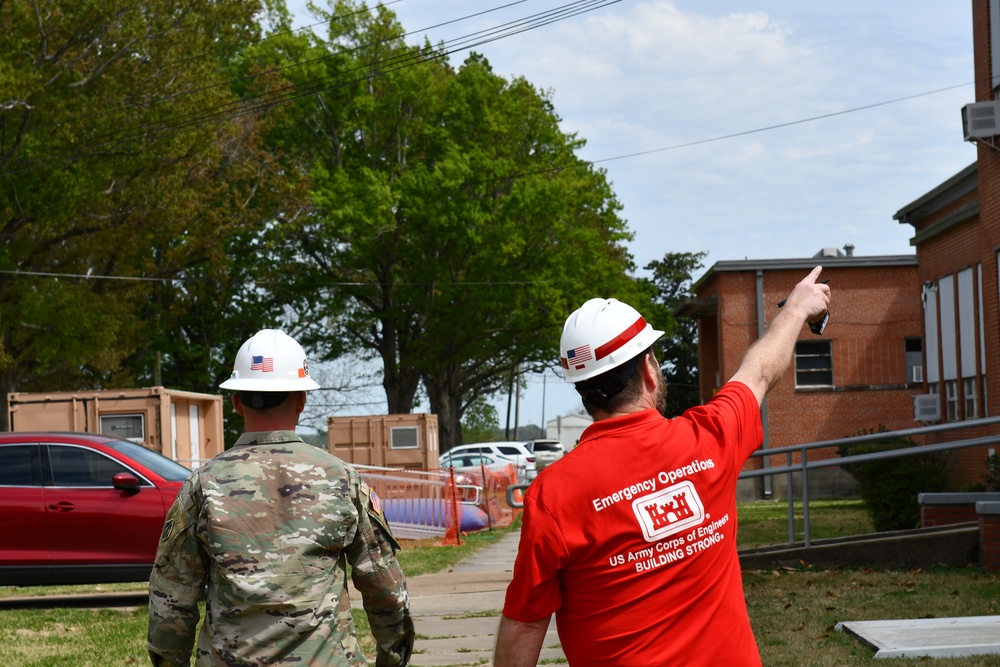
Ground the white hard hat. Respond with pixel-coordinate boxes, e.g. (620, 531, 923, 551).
(219, 329, 321, 392)
(560, 298, 664, 383)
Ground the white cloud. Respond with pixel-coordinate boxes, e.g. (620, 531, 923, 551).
(287, 0, 977, 421)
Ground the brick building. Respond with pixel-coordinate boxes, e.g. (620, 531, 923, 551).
(889, 0, 1000, 490)
(682, 249, 923, 500)
(679, 2, 1000, 498)
(892, 163, 994, 490)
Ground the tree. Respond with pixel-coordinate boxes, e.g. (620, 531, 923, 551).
(644, 251, 707, 417)
(0, 0, 305, 430)
(268, 1, 641, 448)
(460, 397, 500, 444)
(838, 427, 950, 531)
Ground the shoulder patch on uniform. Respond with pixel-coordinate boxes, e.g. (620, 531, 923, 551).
(369, 487, 382, 515)
(159, 518, 174, 543)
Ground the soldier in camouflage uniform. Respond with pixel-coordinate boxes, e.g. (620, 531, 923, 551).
(148, 329, 414, 667)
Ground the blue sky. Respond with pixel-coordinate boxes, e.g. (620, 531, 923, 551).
(289, 1, 977, 431)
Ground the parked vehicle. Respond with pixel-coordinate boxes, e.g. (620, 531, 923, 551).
(440, 441, 537, 482)
(524, 439, 564, 471)
(0, 432, 191, 586)
(440, 451, 515, 475)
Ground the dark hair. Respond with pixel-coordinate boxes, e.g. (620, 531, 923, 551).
(576, 349, 650, 415)
(238, 391, 290, 410)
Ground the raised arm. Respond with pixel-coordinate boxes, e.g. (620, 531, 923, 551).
(730, 266, 831, 405)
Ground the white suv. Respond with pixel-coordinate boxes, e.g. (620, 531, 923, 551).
(440, 441, 537, 482)
(524, 439, 564, 471)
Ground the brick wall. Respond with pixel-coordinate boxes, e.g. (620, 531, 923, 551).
(922, 503, 980, 527)
(978, 502, 1000, 572)
(903, 0, 1000, 491)
(698, 263, 922, 471)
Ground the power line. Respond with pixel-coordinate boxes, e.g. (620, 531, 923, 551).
(590, 82, 976, 166)
(1, 0, 619, 176)
(21, 0, 516, 134)
(0, 269, 171, 283)
(3, 1, 969, 179)
(0, 76, 978, 276)
(0, 268, 545, 285)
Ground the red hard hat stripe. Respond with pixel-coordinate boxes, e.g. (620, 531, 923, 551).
(594, 316, 647, 360)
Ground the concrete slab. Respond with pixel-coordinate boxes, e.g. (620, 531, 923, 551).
(836, 616, 1000, 659)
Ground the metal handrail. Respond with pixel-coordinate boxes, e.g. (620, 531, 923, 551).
(744, 416, 1000, 547)
(506, 483, 530, 509)
(504, 417, 1000, 547)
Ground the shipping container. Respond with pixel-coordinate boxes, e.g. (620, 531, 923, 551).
(8, 387, 224, 467)
(327, 413, 439, 469)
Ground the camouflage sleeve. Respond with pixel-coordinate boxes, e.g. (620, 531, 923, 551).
(346, 471, 415, 667)
(147, 473, 207, 667)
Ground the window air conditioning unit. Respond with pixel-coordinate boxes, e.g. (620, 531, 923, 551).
(962, 100, 1000, 140)
(910, 365, 923, 384)
(913, 394, 940, 423)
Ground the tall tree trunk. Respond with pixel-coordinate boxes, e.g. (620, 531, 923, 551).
(0, 387, 10, 432)
(424, 376, 463, 452)
(383, 365, 420, 414)
(376, 320, 421, 414)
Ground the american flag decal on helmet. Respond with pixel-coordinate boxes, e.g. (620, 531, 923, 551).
(250, 355, 274, 372)
(562, 344, 593, 370)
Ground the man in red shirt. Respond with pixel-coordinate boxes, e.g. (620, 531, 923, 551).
(495, 267, 831, 666)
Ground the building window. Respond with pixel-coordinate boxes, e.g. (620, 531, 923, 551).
(795, 340, 833, 387)
(964, 378, 978, 420)
(993, 0, 1000, 89)
(945, 380, 959, 422)
(904, 337, 923, 384)
(390, 426, 419, 449)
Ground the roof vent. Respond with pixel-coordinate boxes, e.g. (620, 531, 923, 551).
(813, 247, 844, 259)
(843, 243, 855, 257)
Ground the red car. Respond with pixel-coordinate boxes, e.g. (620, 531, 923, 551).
(0, 432, 191, 587)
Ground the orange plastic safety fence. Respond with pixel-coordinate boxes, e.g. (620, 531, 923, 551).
(441, 468, 462, 546)
(355, 463, 521, 545)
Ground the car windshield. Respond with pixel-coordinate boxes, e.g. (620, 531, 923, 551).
(108, 439, 192, 481)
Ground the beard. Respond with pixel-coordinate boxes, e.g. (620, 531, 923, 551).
(655, 367, 669, 417)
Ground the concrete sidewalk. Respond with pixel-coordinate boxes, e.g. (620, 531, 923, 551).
(401, 529, 565, 667)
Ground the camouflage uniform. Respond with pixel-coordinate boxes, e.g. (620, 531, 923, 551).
(147, 431, 414, 667)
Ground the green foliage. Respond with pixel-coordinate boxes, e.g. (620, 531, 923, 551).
(983, 453, 1000, 491)
(642, 251, 707, 417)
(0, 0, 644, 452)
(837, 428, 950, 531)
(263, 1, 640, 448)
(0, 0, 304, 433)
(461, 398, 501, 444)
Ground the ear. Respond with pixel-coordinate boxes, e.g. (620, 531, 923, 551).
(641, 353, 659, 390)
(294, 391, 306, 415)
(231, 393, 245, 417)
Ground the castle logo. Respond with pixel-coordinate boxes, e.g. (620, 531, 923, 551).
(631, 480, 705, 542)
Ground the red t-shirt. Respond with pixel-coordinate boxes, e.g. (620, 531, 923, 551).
(502, 382, 763, 666)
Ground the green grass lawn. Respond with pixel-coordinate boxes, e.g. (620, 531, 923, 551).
(737, 499, 876, 549)
(2, 501, 998, 666)
(747, 566, 1000, 667)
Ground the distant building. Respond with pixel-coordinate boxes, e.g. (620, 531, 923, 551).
(681, 248, 923, 501)
(545, 413, 593, 452)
